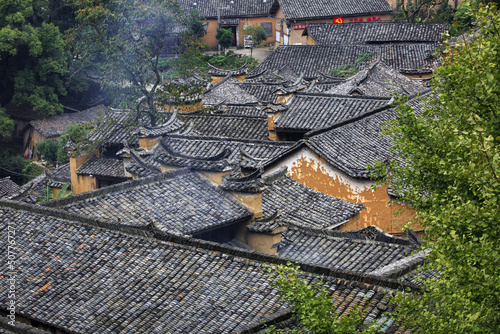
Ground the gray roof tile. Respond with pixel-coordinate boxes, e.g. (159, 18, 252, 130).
(29, 105, 104, 138)
(76, 156, 127, 178)
(178, 0, 275, 19)
(46, 169, 252, 236)
(275, 93, 391, 132)
(248, 44, 441, 79)
(305, 21, 448, 45)
(274, 0, 392, 20)
(0, 178, 21, 198)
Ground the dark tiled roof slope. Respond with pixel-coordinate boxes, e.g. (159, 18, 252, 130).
(239, 83, 282, 104)
(275, 0, 392, 20)
(29, 105, 104, 138)
(263, 175, 364, 229)
(215, 104, 267, 117)
(306, 108, 398, 179)
(248, 44, 440, 79)
(0, 178, 20, 198)
(7, 174, 47, 203)
(275, 93, 390, 132)
(306, 22, 448, 45)
(178, 0, 274, 19)
(204, 77, 259, 105)
(157, 135, 297, 169)
(277, 227, 414, 273)
(0, 205, 284, 333)
(50, 170, 252, 236)
(76, 156, 127, 178)
(181, 114, 269, 140)
(325, 61, 427, 97)
(86, 110, 138, 146)
(208, 63, 248, 76)
(45, 163, 71, 188)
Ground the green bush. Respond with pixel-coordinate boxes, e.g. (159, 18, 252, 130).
(36, 139, 58, 163)
(56, 124, 91, 164)
(216, 28, 233, 51)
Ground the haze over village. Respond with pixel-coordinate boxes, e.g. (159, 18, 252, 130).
(1, 0, 499, 333)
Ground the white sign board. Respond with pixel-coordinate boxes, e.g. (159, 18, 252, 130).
(244, 35, 253, 48)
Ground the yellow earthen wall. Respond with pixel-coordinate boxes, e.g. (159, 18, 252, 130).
(402, 72, 433, 79)
(232, 192, 263, 218)
(70, 155, 98, 195)
(247, 231, 282, 255)
(23, 129, 46, 158)
(139, 137, 159, 151)
(202, 171, 230, 185)
(200, 17, 277, 48)
(270, 149, 420, 233)
(51, 187, 71, 199)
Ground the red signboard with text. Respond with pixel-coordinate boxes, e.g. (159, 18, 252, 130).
(333, 17, 343, 24)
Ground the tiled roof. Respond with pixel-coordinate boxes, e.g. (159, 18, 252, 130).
(7, 174, 47, 203)
(245, 65, 304, 84)
(203, 77, 259, 105)
(177, 0, 275, 19)
(324, 61, 427, 97)
(219, 168, 265, 193)
(29, 105, 104, 138)
(239, 83, 282, 104)
(248, 44, 441, 79)
(214, 104, 267, 117)
(181, 114, 270, 140)
(86, 109, 138, 146)
(262, 173, 364, 229)
(134, 110, 184, 138)
(0, 203, 284, 333)
(0, 199, 420, 334)
(305, 22, 448, 45)
(208, 63, 248, 76)
(156, 135, 297, 170)
(0, 178, 20, 198)
(277, 226, 415, 273)
(305, 108, 397, 179)
(46, 169, 252, 236)
(274, 0, 392, 20)
(76, 156, 127, 178)
(45, 163, 71, 189)
(305, 90, 431, 179)
(275, 93, 391, 132)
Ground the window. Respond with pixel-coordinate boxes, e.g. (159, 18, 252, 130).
(261, 22, 272, 37)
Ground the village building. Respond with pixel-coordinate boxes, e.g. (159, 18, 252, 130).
(302, 21, 448, 46)
(273, 92, 392, 140)
(262, 92, 432, 234)
(248, 44, 441, 80)
(0, 199, 422, 333)
(178, 0, 278, 48)
(22, 105, 103, 159)
(0, 177, 20, 199)
(272, 0, 393, 46)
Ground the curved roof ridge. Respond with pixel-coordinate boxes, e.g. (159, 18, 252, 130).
(159, 138, 231, 161)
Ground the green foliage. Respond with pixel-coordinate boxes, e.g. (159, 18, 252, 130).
(216, 28, 233, 51)
(56, 123, 91, 164)
(373, 3, 500, 333)
(208, 52, 259, 71)
(266, 264, 380, 333)
(0, 0, 68, 120)
(184, 9, 206, 39)
(71, 0, 185, 126)
(22, 162, 44, 178)
(36, 138, 58, 163)
(0, 107, 14, 138)
(39, 181, 72, 202)
(241, 25, 268, 46)
(331, 53, 372, 78)
(0, 149, 27, 184)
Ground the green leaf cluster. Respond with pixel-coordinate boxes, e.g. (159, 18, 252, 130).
(266, 264, 380, 333)
(374, 3, 500, 332)
(216, 28, 233, 51)
(331, 53, 372, 78)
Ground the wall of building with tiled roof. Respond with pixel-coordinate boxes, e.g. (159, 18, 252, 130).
(305, 21, 448, 45)
(248, 44, 440, 79)
(275, 0, 392, 21)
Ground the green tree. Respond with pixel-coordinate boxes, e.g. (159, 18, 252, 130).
(56, 123, 91, 164)
(185, 9, 206, 39)
(36, 138, 58, 163)
(0, 0, 69, 131)
(374, 3, 500, 332)
(266, 264, 380, 333)
(241, 25, 267, 47)
(0, 107, 14, 138)
(70, 0, 185, 126)
(216, 28, 233, 53)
